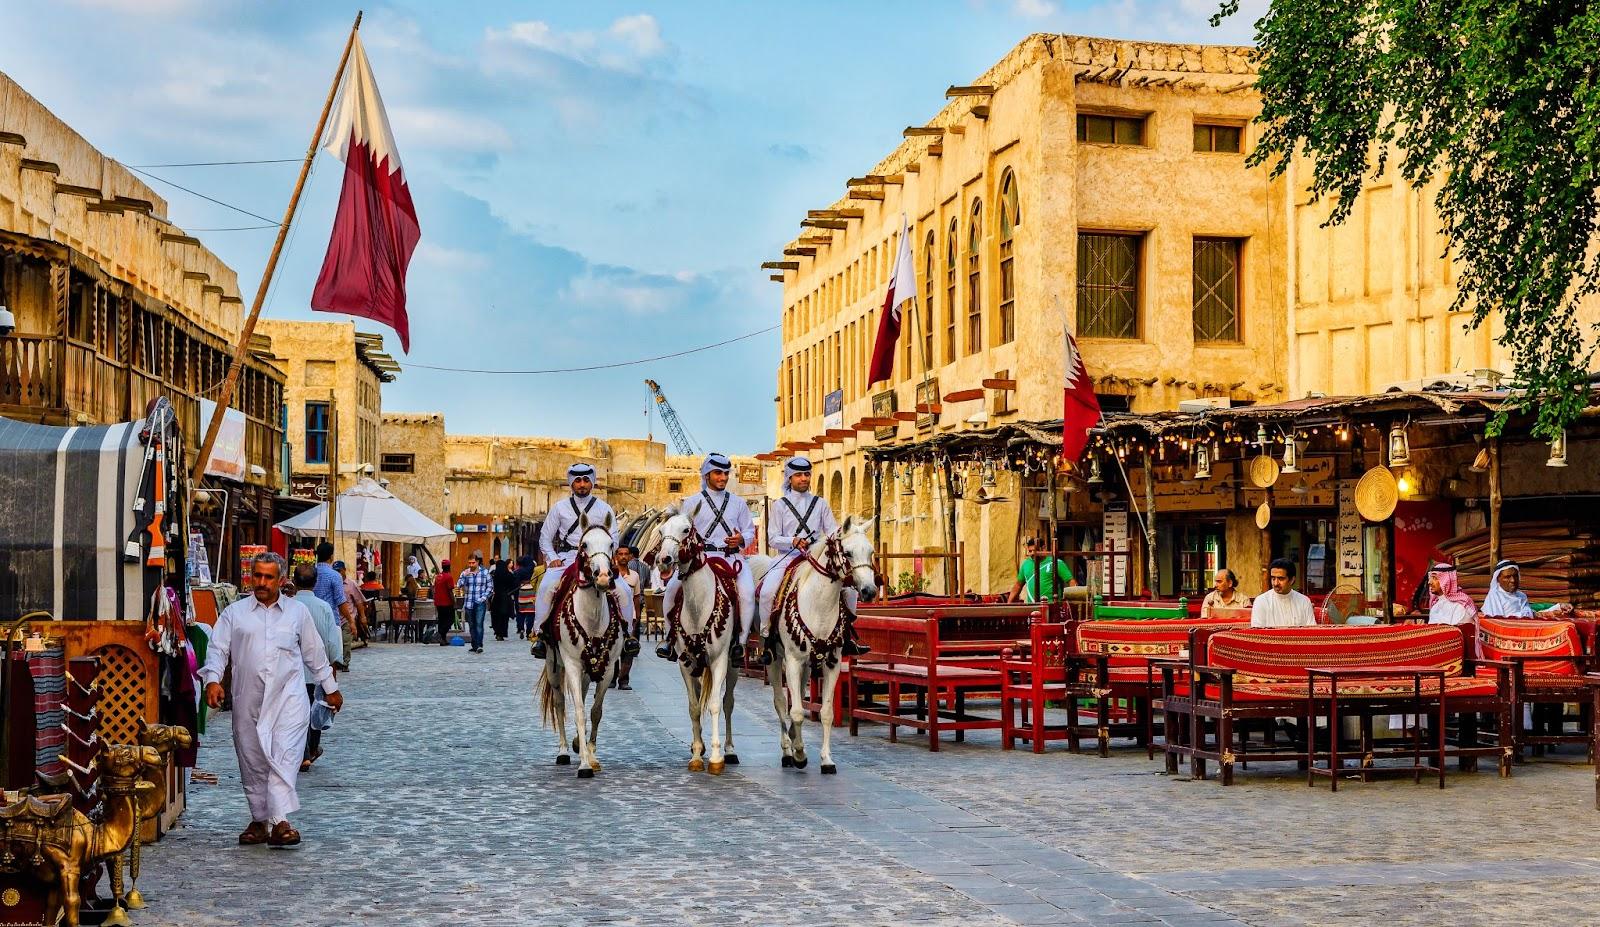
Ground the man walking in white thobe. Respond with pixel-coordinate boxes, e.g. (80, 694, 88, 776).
(201, 552, 343, 848)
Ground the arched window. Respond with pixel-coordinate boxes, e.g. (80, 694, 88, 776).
(966, 199, 983, 355)
(945, 218, 958, 364)
(998, 170, 1019, 345)
(922, 231, 936, 368)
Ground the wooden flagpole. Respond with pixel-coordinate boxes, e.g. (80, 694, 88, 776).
(191, 11, 364, 488)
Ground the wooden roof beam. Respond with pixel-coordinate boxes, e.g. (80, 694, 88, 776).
(801, 218, 848, 230)
(783, 247, 817, 257)
(761, 260, 801, 270)
(848, 175, 904, 186)
(971, 104, 991, 119)
(808, 208, 863, 219)
(847, 189, 885, 201)
(903, 126, 945, 138)
(797, 235, 833, 246)
(768, 274, 786, 282)
(946, 84, 996, 98)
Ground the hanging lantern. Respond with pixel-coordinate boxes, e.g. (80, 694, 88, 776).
(1548, 429, 1569, 468)
(1194, 442, 1212, 479)
(1087, 455, 1104, 485)
(981, 458, 998, 489)
(1387, 421, 1411, 467)
(1255, 423, 1268, 447)
(900, 465, 916, 496)
(1282, 434, 1299, 474)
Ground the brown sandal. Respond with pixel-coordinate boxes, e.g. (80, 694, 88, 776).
(267, 821, 301, 848)
(238, 821, 270, 845)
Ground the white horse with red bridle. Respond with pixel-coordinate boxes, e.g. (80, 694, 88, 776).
(654, 506, 744, 774)
(537, 518, 625, 778)
(763, 515, 878, 773)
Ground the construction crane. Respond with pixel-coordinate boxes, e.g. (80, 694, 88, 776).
(645, 379, 700, 456)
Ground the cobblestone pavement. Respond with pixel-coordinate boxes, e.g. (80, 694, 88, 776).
(131, 638, 1600, 926)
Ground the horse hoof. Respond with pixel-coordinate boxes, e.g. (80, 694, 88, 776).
(590, 760, 602, 772)
(571, 737, 580, 752)
(577, 767, 594, 779)
(555, 755, 571, 766)
(688, 758, 706, 772)
(781, 755, 794, 768)
(708, 761, 725, 776)
(821, 763, 837, 775)
(793, 757, 808, 770)
(724, 753, 740, 765)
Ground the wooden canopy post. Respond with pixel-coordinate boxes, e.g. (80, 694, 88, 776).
(1143, 456, 1158, 595)
(192, 12, 364, 487)
(1488, 437, 1503, 567)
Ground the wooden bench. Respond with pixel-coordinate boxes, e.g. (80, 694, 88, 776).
(1478, 616, 1596, 759)
(848, 606, 1041, 751)
(1166, 624, 1512, 785)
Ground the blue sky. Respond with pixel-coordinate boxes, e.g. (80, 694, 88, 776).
(0, 0, 1259, 453)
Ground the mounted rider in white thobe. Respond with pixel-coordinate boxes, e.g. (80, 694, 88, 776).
(530, 462, 639, 660)
(656, 452, 757, 662)
(755, 455, 870, 661)
(199, 552, 341, 844)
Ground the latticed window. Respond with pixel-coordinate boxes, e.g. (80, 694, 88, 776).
(966, 199, 983, 355)
(1076, 232, 1140, 339)
(1193, 238, 1241, 342)
(922, 231, 936, 367)
(997, 170, 1019, 345)
(945, 219, 958, 364)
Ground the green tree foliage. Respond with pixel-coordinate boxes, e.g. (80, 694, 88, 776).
(1216, 0, 1600, 436)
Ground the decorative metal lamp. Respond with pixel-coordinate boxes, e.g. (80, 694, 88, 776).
(981, 459, 998, 489)
(1086, 455, 1104, 486)
(1548, 429, 1569, 468)
(1282, 434, 1299, 474)
(900, 465, 916, 496)
(1194, 442, 1212, 479)
(1387, 421, 1411, 467)
(1255, 423, 1269, 448)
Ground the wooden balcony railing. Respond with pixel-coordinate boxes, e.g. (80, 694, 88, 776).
(0, 334, 60, 410)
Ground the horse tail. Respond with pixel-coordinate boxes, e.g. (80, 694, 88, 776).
(538, 658, 562, 730)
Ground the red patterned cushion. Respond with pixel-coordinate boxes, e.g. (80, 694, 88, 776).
(1477, 617, 1583, 677)
(1206, 625, 1469, 683)
(1232, 675, 1498, 701)
(1077, 616, 1253, 667)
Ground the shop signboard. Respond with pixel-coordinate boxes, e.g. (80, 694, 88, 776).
(823, 389, 844, 431)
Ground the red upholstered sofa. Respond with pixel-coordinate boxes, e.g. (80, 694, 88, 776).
(1477, 616, 1595, 758)
(1163, 624, 1513, 785)
(999, 612, 1251, 756)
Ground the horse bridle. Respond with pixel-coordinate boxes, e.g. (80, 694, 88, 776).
(575, 525, 612, 590)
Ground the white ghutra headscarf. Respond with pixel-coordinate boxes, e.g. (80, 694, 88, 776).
(1482, 560, 1534, 618)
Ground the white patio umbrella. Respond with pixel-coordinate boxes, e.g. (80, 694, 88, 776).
(274, 477, 454, 543)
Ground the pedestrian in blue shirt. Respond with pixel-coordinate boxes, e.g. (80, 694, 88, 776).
(455, 552, 493, 653)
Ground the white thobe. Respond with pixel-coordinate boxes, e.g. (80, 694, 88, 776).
(536, 493, 620, 631)
(1427, 599, 1476, 626)
(1250, 589, 1316, 628)
(199, 593, 338, 823)
(663, 488, 757, 636)
(756, 490, 854, 635)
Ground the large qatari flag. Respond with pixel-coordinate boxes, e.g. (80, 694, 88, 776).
(311, 34, 420, 352)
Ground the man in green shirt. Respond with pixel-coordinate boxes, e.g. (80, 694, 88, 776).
(1008, 538, 1077, 602)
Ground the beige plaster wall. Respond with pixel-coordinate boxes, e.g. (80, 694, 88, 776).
(771, 35, 1285, 594)
(380, 412, 449, 565)
(0, 74, 244, 339)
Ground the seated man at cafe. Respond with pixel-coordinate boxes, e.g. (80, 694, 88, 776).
(1251, 558, 1316, 627)
(1200, 568, 1250, 617)
(1007, 538, 1077, 603)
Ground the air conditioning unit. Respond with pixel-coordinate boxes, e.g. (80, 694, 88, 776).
(1382, 373, 1477, 394)
(1178, 397, 1233, 413)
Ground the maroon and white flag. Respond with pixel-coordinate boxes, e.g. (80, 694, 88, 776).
(1062, 327, 1101, 462)
(311, 34, 420, 352)
(867, 214, 916, 385)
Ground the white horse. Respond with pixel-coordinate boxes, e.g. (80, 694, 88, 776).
(656, 507, 743, 775)
(538, 520, 624, 778)
(765, 515, 878, 774)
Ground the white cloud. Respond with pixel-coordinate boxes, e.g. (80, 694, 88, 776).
(1013, 0, 1059, 16)
(564, 271, 684, 316)
(390, 106, 515, 154)
(414, 242, 491, 273)
(61, 0, 197, 13)
(485, 14, 672, 75)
